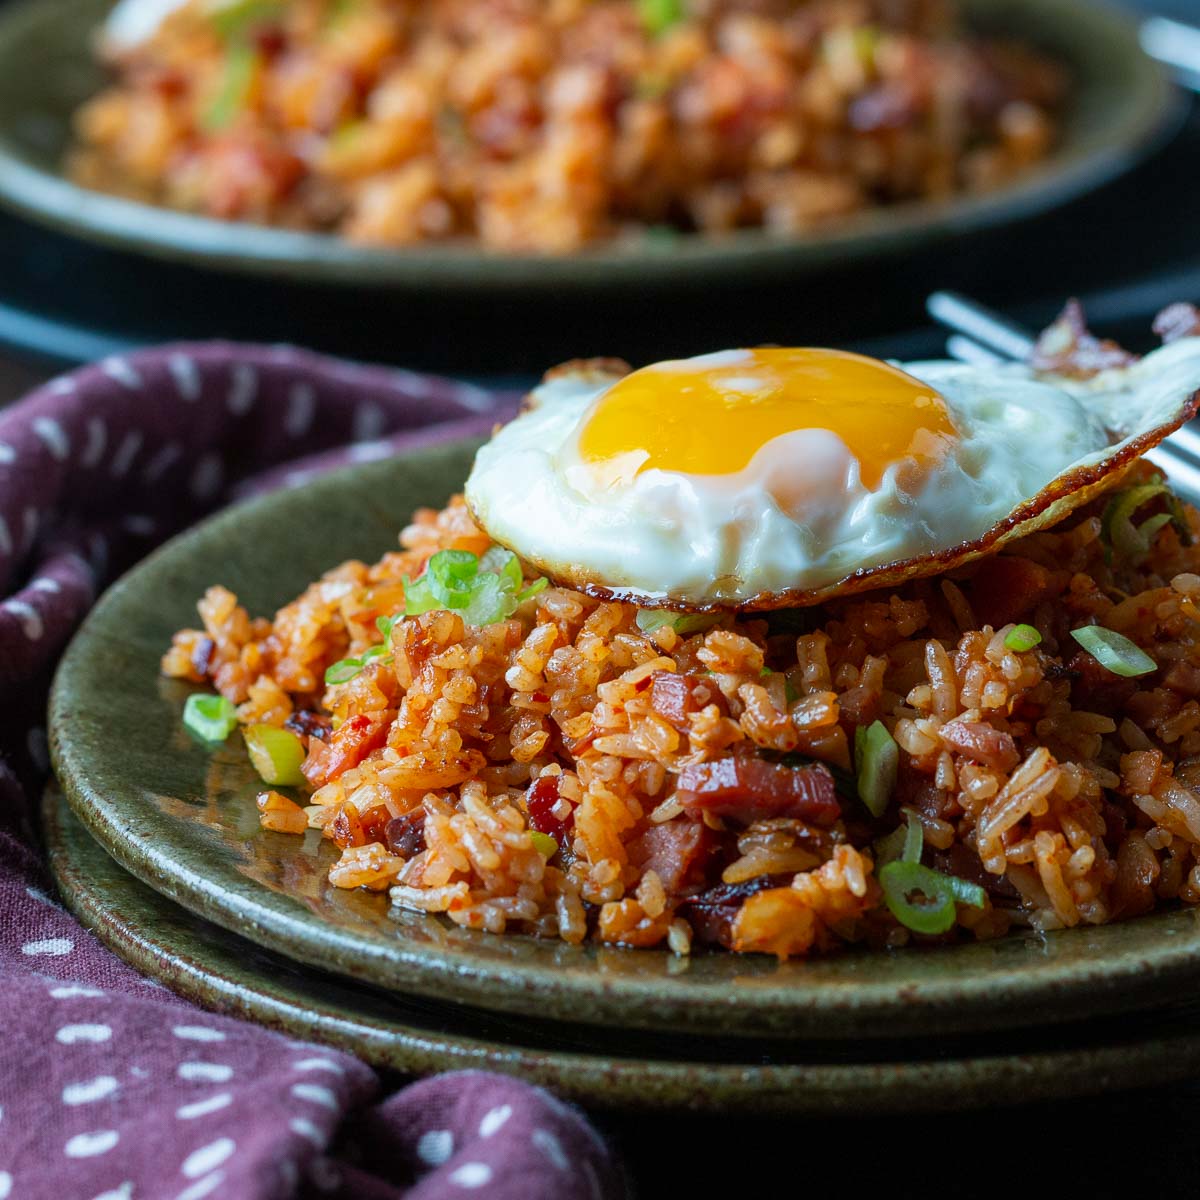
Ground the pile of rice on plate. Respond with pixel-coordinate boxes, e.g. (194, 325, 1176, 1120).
(165, 300, 1200, 960)
(78, 0, 1065, 252)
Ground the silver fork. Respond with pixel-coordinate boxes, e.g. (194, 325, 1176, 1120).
(926, 290, 1200, 499)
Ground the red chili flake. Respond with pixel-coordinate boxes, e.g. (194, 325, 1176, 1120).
(526, 775, 573, 843)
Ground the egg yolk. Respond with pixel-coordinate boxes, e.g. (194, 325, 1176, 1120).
(576, 348, 957, 490)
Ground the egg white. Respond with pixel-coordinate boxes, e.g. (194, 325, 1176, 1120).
(465, 340, 1200, 608)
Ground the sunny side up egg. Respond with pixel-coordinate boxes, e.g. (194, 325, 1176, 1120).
(465, 343, 1200, 610)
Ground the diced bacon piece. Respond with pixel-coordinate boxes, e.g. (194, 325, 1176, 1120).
(676, 757, 840, 827)
(1163, 661, 1200, 699)
(1066, 650, 1139, 715)
(628, 818, 718, 896)
(649, 671, 728, 731)
(939, 719, 1019, 771)
(678, 876, 786, 948)
(969, 555, 1057, 629)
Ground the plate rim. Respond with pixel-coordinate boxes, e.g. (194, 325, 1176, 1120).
(47, 441, 1200, 1042)
(0, 0, 1179, 289)
(45, 782, 1200, 1114)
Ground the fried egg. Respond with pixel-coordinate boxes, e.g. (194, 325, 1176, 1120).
(465, 342, 1200, 610)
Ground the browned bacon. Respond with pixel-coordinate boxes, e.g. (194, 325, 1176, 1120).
(939, 719, 1019, 772)
(676, 758, 840, 827)
(628, 818, 718, 896)
(969, 555, 1058, 629)
(649, 671, 728, 731)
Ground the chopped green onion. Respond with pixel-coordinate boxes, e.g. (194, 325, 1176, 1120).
(401, 572, 439, 617)
(183, 692, 239, 742)
(635, 609, 675, 633)
(244, 724, 307, 787)
(1004, 623, 1042, 652)
(376, 614, 397, 640)
(426, 549, 479, 612)
(530, 831, 558, 859)
(516, 577, 549, 604)
(1070, 625, 1157, 678)
(203, 41, 257, 131)
(1101, 479, 1189, 564)
(208, 0, 285, 39)
(872, 809, 925, 871)
(879, 860, 986, 935)
(360, 643, 391, 664)
(638, 0, 685, 36)
(402, 548, 548, 627)
(901, 808, 923, 863)
(854, 720, 898, 818)
(325, 657, 364, 685)
(457, 571, 511, 626)
(481, 546, 523, 593)
(635, 609, 720, 636)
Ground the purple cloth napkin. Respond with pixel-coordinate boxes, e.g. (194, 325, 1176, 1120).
(0, 345, 624, 1200)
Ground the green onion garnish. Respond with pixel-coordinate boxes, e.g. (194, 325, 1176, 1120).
(1004, 623, 1042, 652)
(879, 860, 986, 935)
(873, 808, 924, 871)
(635, 609, 720, 636)
(183, 692, 239, 743)
(530, 831, 558, 859)
(243, 724, 307, 787)
(1100, 478, 1190, 564)
(208, 0, 285, 39)
(202, 41, 257, 131)
(637, 0, 685, 36)
(1070, 625, 1157, 678)
(854, 720, 898, 818)
(325, 657, 365, 686)
(480, 545, 523, 592)
(403, 548, 548, 627)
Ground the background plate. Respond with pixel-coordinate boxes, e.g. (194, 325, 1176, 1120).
(48, 439, 1200, 1041)
(0, 0, 1173, 291)
(45, 784, 1200, 1113)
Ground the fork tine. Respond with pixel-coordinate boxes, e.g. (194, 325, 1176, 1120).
(927, 291, 1036, 361)
(1148, 443, 1200, 498)
(1165, 422, 1200, 463)
(944, 334, 1007, 366)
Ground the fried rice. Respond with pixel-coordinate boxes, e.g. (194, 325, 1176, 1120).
(162, 307, 1200, 960)
(74, 0, 1065, 252)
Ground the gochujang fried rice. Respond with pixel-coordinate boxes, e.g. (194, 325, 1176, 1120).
(166, 301, 1200, 960)
(79, 0, 1065, 252)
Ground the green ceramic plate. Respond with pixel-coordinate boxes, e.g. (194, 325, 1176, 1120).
(48, 441, 1200, 1041)
(0, 0, 1176, 290)
(45, 784, 1200, 1113)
